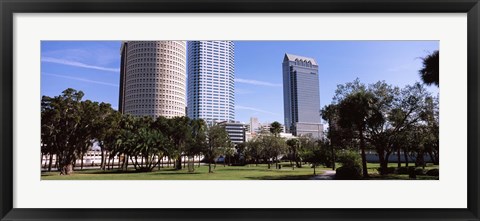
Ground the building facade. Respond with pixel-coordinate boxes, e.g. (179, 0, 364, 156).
(249, 117, 260, 134)
(282, 53, 323, 139)
(119, 41, 187, 118)
(218, 121, 246, 145)
(187, 41, 235, 124)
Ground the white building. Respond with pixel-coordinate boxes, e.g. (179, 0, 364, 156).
(119, 41, 187, 118)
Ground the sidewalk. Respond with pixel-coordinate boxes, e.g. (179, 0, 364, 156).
(310, 170, 336, 180)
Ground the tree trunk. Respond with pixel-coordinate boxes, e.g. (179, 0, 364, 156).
(100, 150, 106, 170)
(359, 128, 369, 178)
(331, 145, 336, 170)
(176, 156, 182, 170)
(48, 154, 53, 171)
(81, 154, 84, 170)
(208, 162, 212, 173)
(428, 151, 436, 165)
(60, 163, 73, 175)
(397, 147, 401, 168)
(404, 148, 409, 167)
(313, 165, 316, 175)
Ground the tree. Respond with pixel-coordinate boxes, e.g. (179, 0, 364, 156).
(258, 135, 287, 169)
(337, 90, 376, 178)
(186, 119, 207, 171)
(269, 121, 283, 137)
(41, 88, 85, 175)
(303, 140, 329, 175)
(169, 117, 192, 170)
(286, 138, 301, 168)
(419, 50, 439, 87)
(205, 125, 230, 173)
(245, 139, 262, 166)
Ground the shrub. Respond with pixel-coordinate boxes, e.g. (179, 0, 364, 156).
(426, 169, 439, 176)
(335, 150, 362, 179)
(377, 167, 395, 174)
(336, 166, 362, 180)
(415, 168, 426, 175)
(395, 167, 409, 175)
(408, 167, 417, 179)
(336, 150, 361, 168)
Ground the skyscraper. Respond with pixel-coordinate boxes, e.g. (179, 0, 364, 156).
(282, 53, 323, 138)
(119, 41, 187, 118)
(187, 41, 235, 124)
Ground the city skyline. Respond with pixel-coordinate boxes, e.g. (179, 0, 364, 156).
(41, 40, 439, 124)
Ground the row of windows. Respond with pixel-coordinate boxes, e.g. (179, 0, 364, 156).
(125, 83, 184, 92)
(125, 104, 184, 111)
(127, 109, 184, 116)
(125, 98, 183, 105)
(125, 94, 185, 102)
(129, 41, 185, 48)
(126, 71, 184, 83)
(127, 52, 185, 63)
(125, 90, 185, 99)
(126, 78, 184, 87)
(127, 58, 186, 69)
(127, 62, 185, 71)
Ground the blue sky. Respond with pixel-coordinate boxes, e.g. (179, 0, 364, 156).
(41, 41, 439, 124)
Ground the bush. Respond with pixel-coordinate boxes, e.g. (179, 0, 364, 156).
(336, 150, 361, 168)
(377, 167, 395, 174)
(408, 167, 417, 179)
(335, 150, 363, 179)
(415, 168, 426, 175)
(395, 167, 410, 175)
(335, 166, 362, 180)
(426, 169, 439, 176)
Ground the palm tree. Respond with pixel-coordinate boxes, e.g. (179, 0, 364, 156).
(419, 50, 439, 87)
(269, 121, 283, 137)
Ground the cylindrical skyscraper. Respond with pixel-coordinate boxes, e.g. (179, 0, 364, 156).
(119, 41, 187, 118)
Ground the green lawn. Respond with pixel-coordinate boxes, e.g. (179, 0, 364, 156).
(41, 163, 439, 180)
(41, 164, 329, 180)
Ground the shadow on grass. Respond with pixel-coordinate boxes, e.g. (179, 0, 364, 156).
(365, 174, 439, 180)
(245, 174, 314, 180)
(213, 168, 272, 172)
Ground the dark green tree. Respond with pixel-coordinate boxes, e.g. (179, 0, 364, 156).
(419, 50, 439, 87)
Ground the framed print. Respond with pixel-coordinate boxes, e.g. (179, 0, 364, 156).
(1, 0, 479, 220)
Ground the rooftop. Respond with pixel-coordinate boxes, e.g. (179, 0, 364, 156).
(284, 53, 318, 66)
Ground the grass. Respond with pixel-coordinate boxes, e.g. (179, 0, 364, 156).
(41, 163, 439, 180)
(41, 164, 329, 180)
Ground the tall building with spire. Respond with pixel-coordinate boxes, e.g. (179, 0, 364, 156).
(119, 41, 187, 118)
(187, 41, 235, 124)
(282, 53, 323, 138)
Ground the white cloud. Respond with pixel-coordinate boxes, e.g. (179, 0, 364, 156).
(235, 105, 281, 116)
(43, 73, 119, 87)
(235, 78, 281, 87)
(41, 57, 120, 72)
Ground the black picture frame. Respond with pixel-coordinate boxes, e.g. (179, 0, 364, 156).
(1, 0, 479, 220)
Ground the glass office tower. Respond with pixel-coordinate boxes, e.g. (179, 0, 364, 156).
(187, 41, 235, 124)
(282, 53, 323, 138)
